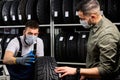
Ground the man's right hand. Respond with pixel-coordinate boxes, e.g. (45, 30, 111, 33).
(16, 51, 35, 66)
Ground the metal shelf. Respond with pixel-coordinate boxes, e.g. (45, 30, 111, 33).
(54, 23, 120, 27)
(0, 22, 120, 28)
(0, 24, 50, 28)
(54, 24, 82, 26)
(57, 62, 86, 66)
(114, 23, 120, 25)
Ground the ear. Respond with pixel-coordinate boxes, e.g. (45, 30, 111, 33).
(91, 14, 96, 19)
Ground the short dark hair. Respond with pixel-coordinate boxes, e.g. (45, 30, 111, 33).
(76, 0, 100, 15)
(25, 20, 39, 29)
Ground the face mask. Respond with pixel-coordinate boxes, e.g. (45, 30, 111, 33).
(80, 20, 91, 29)
(24, 35, 37, 46)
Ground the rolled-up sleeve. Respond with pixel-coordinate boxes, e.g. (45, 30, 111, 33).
(98, 33, 119, 77)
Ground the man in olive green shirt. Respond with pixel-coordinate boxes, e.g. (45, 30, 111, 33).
(55, 0, 120, 80)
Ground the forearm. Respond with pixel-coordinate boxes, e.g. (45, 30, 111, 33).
(80, 67, 101, 78)
(3, 57, 16, 64)
(3, 51, 16, 64)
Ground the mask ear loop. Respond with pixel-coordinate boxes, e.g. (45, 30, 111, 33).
(24, 35, 30, 46)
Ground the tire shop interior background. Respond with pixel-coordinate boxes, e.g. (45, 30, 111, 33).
(0, 0, 120, 80)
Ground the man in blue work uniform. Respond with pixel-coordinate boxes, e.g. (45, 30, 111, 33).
(3, 20, 44, 80)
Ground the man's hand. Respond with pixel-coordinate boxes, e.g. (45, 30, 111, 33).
(54, 66, 77, 78)
(16, 51, 35, 66)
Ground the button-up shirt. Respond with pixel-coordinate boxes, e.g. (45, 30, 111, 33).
(86, 16, 120, 79)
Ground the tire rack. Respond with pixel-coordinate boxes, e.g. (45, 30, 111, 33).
(53, 23, 120, 66)
(0, 0, 120, 66)
(0, 23, 120, 66)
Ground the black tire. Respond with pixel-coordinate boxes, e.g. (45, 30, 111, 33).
(66, 32, 79, 62)
(18, 0, 28, 25)
(39, 33, 51, 56)
(73, 0, 81, 23)
(117, 1, 120, 22)
(2, 1, 13, 25)
(0, 1, 6, 26)
(77, 31, 89, 63)
(55, 32, 67, 62)
(107, 0, 119, 22)
(34, 56, 59, 80)
(37, 0, 50, 24)
(54, 0, 63, 24)
(62, 0, 73, 24)
(10, 0, 21, 25)
(45, 0, 50, 24)
(26, 0, 38, 21)
(97, 0, 107, 17)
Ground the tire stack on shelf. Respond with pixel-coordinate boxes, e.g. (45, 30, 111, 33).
(37, 0, 50, 24)
(66, 32, 79, 62)
(55, 31, 68, 62)
(39, 33, 51, 56)
(54, 0, 63, 24)
(54, 0, 120, 24)
(73, 0, 81, 23)
(105, 0, 119, 22)
(0, 0, 50, 25)
(53, 0, 81, 24)
(2, 1, 13, 25)
(0, 0, 5, 26)
(10, 0, 20, 25)
(55, 29, 89, 63)
(77, 32, 89, 63)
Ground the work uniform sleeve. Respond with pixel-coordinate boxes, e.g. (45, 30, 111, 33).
(97, 33, 119, 78)
(5, 38, 19, 55)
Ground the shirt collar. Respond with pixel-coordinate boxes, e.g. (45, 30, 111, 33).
(91, 16, 104, 33)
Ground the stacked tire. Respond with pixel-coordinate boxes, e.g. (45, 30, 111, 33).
(0, 0, 50, 25)
(0, 0, 120, 25)
(53, 0, 81, 24)
(55, 30, 89, 63)
(0, 1, 5, 25)
(53, 0, 120, 24)
(39, 33, 51, 56)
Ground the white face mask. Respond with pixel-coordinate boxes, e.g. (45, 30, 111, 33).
(80, 20, 91, 29)
(24, 35, 37, 46)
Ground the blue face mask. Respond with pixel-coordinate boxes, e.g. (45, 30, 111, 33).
(24, 35, 37, 46)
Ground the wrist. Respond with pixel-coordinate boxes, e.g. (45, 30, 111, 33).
(14, 58, 16, 64)
(16, 57, 22, 64)
(76, 67, 81, 77)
